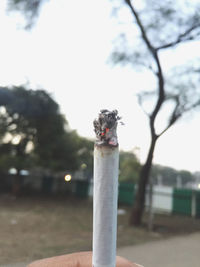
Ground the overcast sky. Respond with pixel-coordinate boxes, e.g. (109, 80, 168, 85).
(1, 0, 200, 172)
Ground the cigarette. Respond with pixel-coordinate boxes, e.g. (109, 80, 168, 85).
(93, 110, 120, 267)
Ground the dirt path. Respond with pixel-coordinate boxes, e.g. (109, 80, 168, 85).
(118, 232, 200, 267)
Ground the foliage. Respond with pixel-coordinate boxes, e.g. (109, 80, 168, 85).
(7, 0, 47, 29)
(179, 170, 194, 185)
(0, 86, 81, 173)
(151, 164, 194, 187)
(72, 131, 94, 178)
(112, 0, 200, 126)
(119, 151, 140, 183)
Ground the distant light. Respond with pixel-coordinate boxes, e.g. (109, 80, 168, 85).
(81, 163, 87, 170)
(20, 170, 29, 176)
(64, 174, 72, 182)
(8, 168, 17, 175)
(12, 135, 21, 145)
(198, 184, 200, 189)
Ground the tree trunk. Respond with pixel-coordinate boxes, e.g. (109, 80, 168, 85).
(148, 174, 154, 231)
(130, 137, 157, 226)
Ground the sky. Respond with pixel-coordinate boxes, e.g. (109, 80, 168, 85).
(0, 0, 200, 172)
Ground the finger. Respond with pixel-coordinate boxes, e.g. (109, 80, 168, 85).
(28, 251, 142, 267)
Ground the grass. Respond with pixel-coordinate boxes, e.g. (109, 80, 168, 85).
(0, 194, 200, 265)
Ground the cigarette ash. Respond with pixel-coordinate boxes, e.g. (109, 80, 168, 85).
(93, 109, 122, 147)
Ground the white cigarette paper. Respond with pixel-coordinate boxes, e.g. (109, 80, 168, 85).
(92, 109, 121, 267)
(93, 145, 119, 267)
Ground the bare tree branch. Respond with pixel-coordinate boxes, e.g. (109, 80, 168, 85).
(137, 94, 150, 117)
(181, 99, 200, 113)
(156, 23, 200, 50)
(158, 97, 200, 138)
(124, 0, 155, 54)
(158, 105, 180, 137)
(124, 0, 165, 138)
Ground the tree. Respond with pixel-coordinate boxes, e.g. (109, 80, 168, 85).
(151, 165, 178, 187)
(0, 86, 79, 194)
(0, 86, 80, 171)
(119, 151, 140, 183)
(111, 0, 200, 225)
(0, 87, 38, 194)
(151, 164, 194, 187)
(75, 135, 94, 179)
(179, 170, 194, 185)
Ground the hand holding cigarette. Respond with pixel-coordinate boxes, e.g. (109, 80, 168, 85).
(27, 251, 141, 267)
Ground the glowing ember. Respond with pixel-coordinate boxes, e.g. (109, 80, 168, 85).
(93, 109, 121, 147)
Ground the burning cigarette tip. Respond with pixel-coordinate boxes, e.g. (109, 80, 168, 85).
(93, 109, 121, 147)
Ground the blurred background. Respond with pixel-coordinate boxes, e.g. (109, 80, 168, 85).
(0, 0, 200, 266)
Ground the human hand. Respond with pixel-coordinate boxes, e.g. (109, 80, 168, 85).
(27, 251, 142, 267)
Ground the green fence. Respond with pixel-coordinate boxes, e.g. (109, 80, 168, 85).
(75, 180, 90, 198)
(195, 191, 200, 218)
(172, 189, 192, 215)
(42, 176, 54, 193)
(118, 182, 135, 205)
(68, 180, 200, 218)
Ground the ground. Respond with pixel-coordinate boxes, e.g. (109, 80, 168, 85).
(118, 232, 200, 267)
(0, 194, 200, 265)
